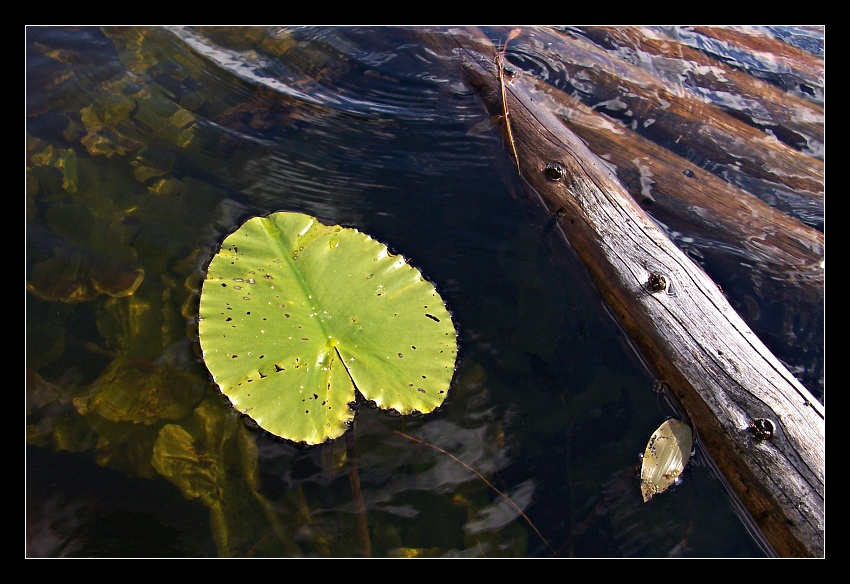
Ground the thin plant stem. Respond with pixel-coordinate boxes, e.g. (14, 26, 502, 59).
(345, 431, 372, 558)
(390, 428, 557, 557)
(496, 29, 522, 175)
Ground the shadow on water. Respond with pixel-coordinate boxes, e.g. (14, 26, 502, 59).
(26, 25, 820, 557)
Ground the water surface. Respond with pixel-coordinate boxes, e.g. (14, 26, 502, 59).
(26, 25, 823, 558)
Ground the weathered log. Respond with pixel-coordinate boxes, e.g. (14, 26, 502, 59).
(688, 25, 825, 104)
(434, 28, 824, 557)
(577, 26, 824, 156)
(482, 26, 824, 211)
(517, 66, 824, 398)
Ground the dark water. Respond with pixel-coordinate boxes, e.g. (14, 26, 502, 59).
(26, 26, 823, 558)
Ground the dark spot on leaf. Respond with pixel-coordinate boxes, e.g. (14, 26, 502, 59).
(425, 314, 440, 322)
(275, 364, 284, 372)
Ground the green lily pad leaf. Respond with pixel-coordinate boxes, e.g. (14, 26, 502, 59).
(198, 212, 458, 445)
(640, 418, 692, 502)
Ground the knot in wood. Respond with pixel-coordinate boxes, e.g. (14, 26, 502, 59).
(750, 418, 775, 440)
(545, 162, 566, 181)
(647, 272, 668, 292)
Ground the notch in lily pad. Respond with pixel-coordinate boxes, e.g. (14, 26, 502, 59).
(198, 211, 458, 446)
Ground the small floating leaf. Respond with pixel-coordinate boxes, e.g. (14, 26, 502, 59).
(640, 418, 692, 502)
(198, 211, 458, 446)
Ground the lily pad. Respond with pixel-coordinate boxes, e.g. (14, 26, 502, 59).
(198, 211, 458, 445)
(640, 418, 692, 502)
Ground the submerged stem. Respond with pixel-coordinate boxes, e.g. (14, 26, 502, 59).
(390, 428, 557, 557)
(346, 431, 372, 558)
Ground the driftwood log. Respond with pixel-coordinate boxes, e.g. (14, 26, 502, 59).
(420, 27, 824, 558)
(492, 27, 825, 396)
(486, 26, 824, 202)
(578, 26, 824, 153)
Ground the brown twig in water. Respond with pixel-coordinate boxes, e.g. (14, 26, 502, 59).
(496, 29, 522, 175)
(390, 428, 557, 557)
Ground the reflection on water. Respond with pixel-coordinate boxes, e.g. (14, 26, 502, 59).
(26, 25, 821, 557)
